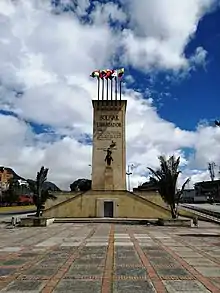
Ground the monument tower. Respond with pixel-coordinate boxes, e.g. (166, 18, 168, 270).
(90, 69, 126, 191)
(43, 68, 170, 219)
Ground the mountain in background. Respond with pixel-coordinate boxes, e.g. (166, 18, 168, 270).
(27, 179, 61, 191)
(0, 166, 61, 191)
(0, 166, 25, 180)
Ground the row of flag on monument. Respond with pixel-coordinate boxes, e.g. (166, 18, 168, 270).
(90, 68, 124, 79)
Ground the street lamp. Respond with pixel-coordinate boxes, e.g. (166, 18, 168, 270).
(88, 164, 92, 178)
(126, 164, 134, 192)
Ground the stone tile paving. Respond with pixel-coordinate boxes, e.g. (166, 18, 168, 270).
(0, 221, 220, 292)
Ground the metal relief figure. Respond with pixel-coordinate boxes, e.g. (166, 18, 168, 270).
(104, 140, 116, 166)
(105, 148, 113, 166)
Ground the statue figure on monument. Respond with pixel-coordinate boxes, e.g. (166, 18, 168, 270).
(104, 140, 116, 166)
(105, 148, 113, 166)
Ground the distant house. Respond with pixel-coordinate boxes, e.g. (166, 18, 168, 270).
(180, 189, 195, 203)
(18, 179, 29, 186)
(194, 180, 220, 202)
(0, 167, 13, 191)
(18, 195, 33, 205)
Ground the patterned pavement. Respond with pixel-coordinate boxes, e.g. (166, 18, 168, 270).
(0, 221, 220, 292)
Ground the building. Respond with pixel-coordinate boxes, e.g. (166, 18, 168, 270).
(0, 167, 13, 191)
(194, 180, 220, 202)
(180, 189, 195, 203)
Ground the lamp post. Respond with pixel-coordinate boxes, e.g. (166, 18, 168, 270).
(88, 164, 92, 178)
(126, 164, 134, 192)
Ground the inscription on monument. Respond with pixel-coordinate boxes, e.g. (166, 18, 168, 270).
(100, 115, 119, 121)
(96, 113, 122, 140)
(96, 122, 121, 127)
(97, 131, 121, 140)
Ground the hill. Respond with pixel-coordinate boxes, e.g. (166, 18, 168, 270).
(0, 166, 25, 180)
(27, 179, 61, 191)
(0, 166, 61, 191)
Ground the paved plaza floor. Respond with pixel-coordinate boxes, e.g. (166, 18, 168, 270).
(0, 221, 220, 292)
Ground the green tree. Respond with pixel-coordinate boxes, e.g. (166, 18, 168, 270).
(70, 179, 91, 191)
(3, 179, 20, 206)
(148, 155, 190, 219)
(28, 166, 57, 217)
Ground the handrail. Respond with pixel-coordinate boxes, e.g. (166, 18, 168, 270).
(180, 205, 220, 224)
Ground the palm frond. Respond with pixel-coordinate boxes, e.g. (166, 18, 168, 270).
(147, 167, 162, 181)
(176, 177, 190, 204)
(147, 155, 183, 218)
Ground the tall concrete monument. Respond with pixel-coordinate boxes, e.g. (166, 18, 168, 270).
(43, 68, 171, 219)
(90, 69, 126, 190)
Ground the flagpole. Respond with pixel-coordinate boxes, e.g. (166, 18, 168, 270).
(115, 77, 117, 100)
(102, 78, 104, 100)
(119, 79, 122, 101)
(111, 79, 113, 101)
(97, 78, 100, 100)
(106, 78, 108, 100)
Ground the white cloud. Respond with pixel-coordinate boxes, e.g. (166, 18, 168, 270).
(0, 0, 219, 191)
(91, 1, 127, 25)
(122, 0, 216, 71)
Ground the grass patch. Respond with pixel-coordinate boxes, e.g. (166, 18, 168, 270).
(179, 209, 194, 218)
(0, 205, 35, 212)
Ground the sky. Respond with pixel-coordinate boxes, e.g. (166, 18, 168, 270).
(0, 0, 220, 190)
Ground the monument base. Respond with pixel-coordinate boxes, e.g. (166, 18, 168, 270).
(104, 166, 114, 190)
(43, 190, 171, 219)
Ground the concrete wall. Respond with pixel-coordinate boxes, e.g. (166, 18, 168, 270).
(43, 190, 171, 219)
(44, 191, 81, 210)
(133, 191, 167, 208)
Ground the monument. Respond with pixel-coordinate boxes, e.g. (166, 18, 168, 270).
(43, 68, 170, 219)
(90, 68, 126, 191)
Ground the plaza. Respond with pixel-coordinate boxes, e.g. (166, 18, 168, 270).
(0, 222, 220, 292)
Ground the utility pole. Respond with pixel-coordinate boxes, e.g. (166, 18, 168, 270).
(126, 164, 134, 192)
(88, 164, 92, 179)
(208, 162, 216, 181)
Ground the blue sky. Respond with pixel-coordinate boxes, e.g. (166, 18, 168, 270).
(127, 7, 220, 131)
(0, 0, 220, 189)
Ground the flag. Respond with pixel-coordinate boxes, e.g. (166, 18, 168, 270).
(90, 70, 100, 78)
(117, 68, 125, 78)
(111, 68, 124, 78)
(90, 68, 125, 79)
(99, 70, 107, 79)
(105, 69, 114, 79)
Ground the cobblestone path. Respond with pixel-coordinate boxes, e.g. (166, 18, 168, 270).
(0, 222, 220, 292)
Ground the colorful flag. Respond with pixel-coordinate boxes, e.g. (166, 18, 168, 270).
(105, 69, 115, 79)
(90, 70, 100, 78)
(90, 68, 124, 79)
(99, 70, 107, 79)
(117, 68, 125, 78)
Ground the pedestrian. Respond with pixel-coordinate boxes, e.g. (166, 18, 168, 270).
(11, 217, 16, 228)
(193, 216, 198, 227)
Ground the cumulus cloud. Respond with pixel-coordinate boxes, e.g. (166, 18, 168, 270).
(0, 0, 219, 190)
(122, 0, 216, 71)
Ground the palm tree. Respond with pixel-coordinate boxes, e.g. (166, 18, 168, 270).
(148, 155, 190, 219)
(70, 178, 91, 191)
(28, 166, 57, 217)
